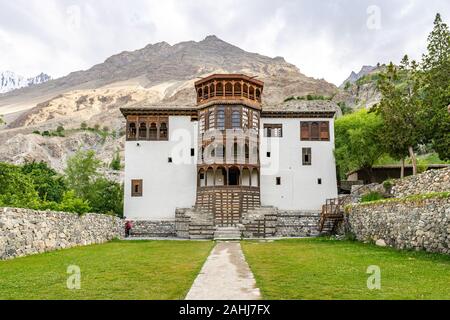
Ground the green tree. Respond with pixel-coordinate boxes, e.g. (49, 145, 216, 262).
(376, 58, 426, 175)
(64, 150, 101, 199)
(421, 13, 450, 160)
(0, 163, 40, 208)
(86, 178, 124, 217)
(335, 109, 385, 181)
(21, 161, 67, 203)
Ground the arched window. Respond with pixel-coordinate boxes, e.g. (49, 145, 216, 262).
(251, 169, 259, 187)
(149, 123, 158, 140)
(243, 84, 249, 98)
(204, 86, 209, 99)
(217, 82, 223, 96)
(242, 168, 251, 186)
(198, 88, 203, 99)
(225, 82, 233, 96)
(311, 122, 320, 140)
(159, 122, 168, 140)
(128, 122, 137, 139)
(234, 83, 242, 96)
(210, 84, 215, 97)
(139, 122, 147, 139)
(245, 143, 249, 160)
(256, 88, 261, 101)
(217, 108, 225, 130)
(232, 111, 241, 129)
(249, 86, 255, 100)
(228, 167, 240, 186)
(198, 169, 206, 187)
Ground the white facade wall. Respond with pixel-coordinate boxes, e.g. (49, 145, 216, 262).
(124, 116, 197, 221)
(259, 117, 338, 211)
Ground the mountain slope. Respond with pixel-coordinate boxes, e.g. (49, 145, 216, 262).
(0, 35, 338, 170)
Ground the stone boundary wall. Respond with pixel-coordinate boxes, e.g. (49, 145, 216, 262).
(276, 211, 320, 238)
(130, 220, 176, 238)
(392, 167, 450, 198)
(346, 197, 450, 254)
(0, 207, 124, 260)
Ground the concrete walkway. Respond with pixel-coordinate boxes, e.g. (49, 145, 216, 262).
(185, 242, 261, 300)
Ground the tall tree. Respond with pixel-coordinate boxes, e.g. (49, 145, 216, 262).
(64, 150, 101, 199)
(421, 13, 450, 160)
(335, 109, 385, 181)
(376, 58, 425, 175)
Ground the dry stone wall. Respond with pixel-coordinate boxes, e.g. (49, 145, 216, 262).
(346, 196, 450, 254)
(0, 207, 123, 260)
(392, 167, 450, 198)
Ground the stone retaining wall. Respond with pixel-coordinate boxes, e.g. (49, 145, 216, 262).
(130, 220, 176, 238)
(0, 207, 123, 260)
(392, 167, 450, 198)
(346, 197, 450, 254)
(276, 211, 320, 237)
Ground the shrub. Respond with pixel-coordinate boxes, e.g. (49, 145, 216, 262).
(110, 152, 122, 171)
(383, 179, 395, 191)
(80, 122, 87, 130)
(361, 192, 385, 203)
(32, 130, 40, 135)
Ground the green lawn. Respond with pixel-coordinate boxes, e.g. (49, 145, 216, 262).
(242, 238, 450, 300)
(0, 240, 214, 300)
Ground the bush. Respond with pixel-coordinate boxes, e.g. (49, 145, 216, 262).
(383, 179, 395, 191)
(32, 131, 40, 135)
(80, 122, 87, 130)
(0, 163, 41, 208)
(110, 152, 122, 171)
(36, 191, 91, 215)
(361, 192, 385, 203)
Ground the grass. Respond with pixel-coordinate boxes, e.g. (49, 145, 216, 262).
(0, 240, 213, 300)
(242, 238, 450, 300)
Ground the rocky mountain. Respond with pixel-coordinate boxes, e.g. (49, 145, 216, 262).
(334, 65, 385, 110)
(340, 65, 378, 88)
(0, 35, 338, 171)
(0, 71, 51, 94)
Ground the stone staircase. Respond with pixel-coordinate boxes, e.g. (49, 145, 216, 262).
(214, 226, 243, 241)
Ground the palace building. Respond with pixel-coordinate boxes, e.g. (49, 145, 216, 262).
(121, 74, 338, 238)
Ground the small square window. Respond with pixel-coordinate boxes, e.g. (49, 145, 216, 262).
(267, 152, 271, 158)
(168, 157, 173, 163)
(131, 180, 143, 197)
(302, 148, 312, 166)
(191, 148, 195, 157)
(276, 177, 281, 185)
(318, 178, 322, 185)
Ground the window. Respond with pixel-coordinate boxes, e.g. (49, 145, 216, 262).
(159, 122, 168, 140)
(232, 111, 241, 129)
(128, 122, 137, 140)
(302, 148, 312, 166)
(318, 178, 322, 185)
(242, 108, 249, 129)
(276, 177, 281, 185)
(191, 148, 195, 157)
(301, 122, 330, 141)
(217, 108, 225, 130)
(320, 122, 330, 140)
(264, 124, 283, 137)
(149, 123, 158, 140)
(199, 113, 205, 134)
(311, 122, 320, 140)
(267, 152, 271, 158)
(139, 123, 147, 139)
(131, 180, 143, 197)
(168, 157, 173, 163)
(208, 111, 215, 130)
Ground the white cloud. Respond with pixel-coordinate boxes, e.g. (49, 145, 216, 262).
(0, 0, 449, 85)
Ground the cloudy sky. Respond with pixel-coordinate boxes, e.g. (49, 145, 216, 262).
(0, 0, 449, 85)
